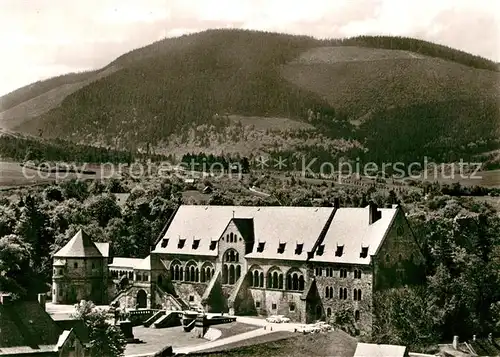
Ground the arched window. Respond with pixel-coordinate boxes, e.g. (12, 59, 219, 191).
(354, 269, 362, 279)
(171, 261, 182, 281)
(190, 266, 195, 282)
(286, 269, 304, 291)
(355, 310, 360, 321)
(195, 268, 199, 282)
(229, 265, 235, 284)
(267, 267, 283, 290)
(230, 232, 234, 242)
(222, 264, 228, 284)
(236, 265, 241, 281)
(327, 308, 332, 317)
(325, 286, 330, 298)
(224, 249, 239, 263)
(259, 272, 264, 287)
(253, 270, 259, 287)
(200, 262, 214, 283)
(299, 275, 305, 291)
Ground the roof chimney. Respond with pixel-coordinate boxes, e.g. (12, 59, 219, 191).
(333, 197, 340, 209)
(453, 335, 459, 349)
(369, 202, 382, 225)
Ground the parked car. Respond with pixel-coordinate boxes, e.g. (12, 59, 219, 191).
(266, 315, 290, 323)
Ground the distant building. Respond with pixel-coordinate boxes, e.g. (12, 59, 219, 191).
(354, 342, 408, 357)
(52, 202, 425, 335)
(0, 294, 88, 357)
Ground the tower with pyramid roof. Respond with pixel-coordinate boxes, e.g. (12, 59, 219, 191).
(52, 230, 110, 304)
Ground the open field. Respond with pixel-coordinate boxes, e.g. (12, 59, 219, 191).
(0, 161, 118, 189)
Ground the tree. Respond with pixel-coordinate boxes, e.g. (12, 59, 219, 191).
(71, 300, 126, 357)
(372, 286, 444, 349)
(208, 193, 234, 206)
(61, 179, 89, 201)
(0, 234, 32, 296)
(85, 194, 122, 227)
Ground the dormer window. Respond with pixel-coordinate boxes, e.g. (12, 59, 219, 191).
(335, 245, 344, 257)
(161, 239, 169, 248)
(295, 243, 303, 255)
(257, 242, 265, 253)
(209, 241, 217, 250)
(277, 243, 286, 254)
(360, 246, 368, 258)
(316, 244, 325, 256)
(192, 239, 200, 250)
(178, 239, 186, 249)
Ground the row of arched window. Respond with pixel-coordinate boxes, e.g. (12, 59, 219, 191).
(222, 263, 241, 285)
(325, 286, 362, 300)
(324, 308, 360, 321)
(315, 267, 362, 279)
(170, 262, 215, 283)
(223, 232, 240, 243)
(249, 267, 305, 291)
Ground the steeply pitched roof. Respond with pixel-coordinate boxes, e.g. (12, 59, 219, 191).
(152, 205, 335, 260)
(232, 218, 254, 243)
(0, 300, 62, 351)
(95, 242, 110, 258)
(310, 207, 398, 265)
(53, 230, 102, 258)
(354, 342, 407, 357)
(54, 319, 89, 344)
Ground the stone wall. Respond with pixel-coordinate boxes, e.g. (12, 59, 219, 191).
(312, 263, 373, 334)
(373, 209, 426, 291)
(52, 257, 108, 304)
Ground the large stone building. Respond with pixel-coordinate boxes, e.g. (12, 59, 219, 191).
(52, 203, 425, 334)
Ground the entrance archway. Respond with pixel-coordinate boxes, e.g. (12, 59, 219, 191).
(136, 289, 147, 308)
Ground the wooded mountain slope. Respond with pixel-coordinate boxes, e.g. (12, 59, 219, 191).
(3, 29, 499, 163)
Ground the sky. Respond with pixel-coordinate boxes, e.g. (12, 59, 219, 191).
(0, 0, 499, 96)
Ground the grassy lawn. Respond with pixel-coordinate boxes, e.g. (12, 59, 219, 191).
(189, 330, 357, 357)
(124, 323, 260, 356)
(212, 322, 260, 339)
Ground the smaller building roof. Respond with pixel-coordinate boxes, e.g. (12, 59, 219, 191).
(135, 255, 151, 270)
(109, 257, 143, 269)
(354, 343, 407, 357)
(53, 230, 102, 258)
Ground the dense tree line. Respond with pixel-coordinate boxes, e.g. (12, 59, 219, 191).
(0, 169, 498, 352)
(340, 35, 499, 71)
(0, 135, 173, 164)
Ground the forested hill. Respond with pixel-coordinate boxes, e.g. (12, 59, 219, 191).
(2, 29, 499, 164)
